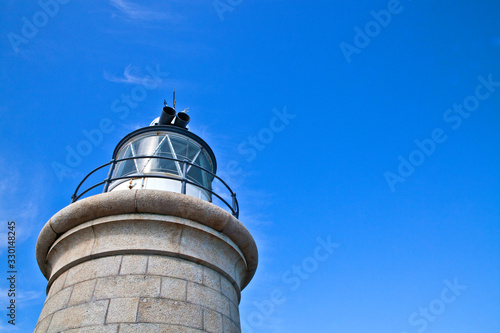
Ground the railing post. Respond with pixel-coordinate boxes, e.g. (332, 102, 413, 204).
(103, 159, 116, 193)
(181, 159, 188, 194)
(231, 192, 237, 218)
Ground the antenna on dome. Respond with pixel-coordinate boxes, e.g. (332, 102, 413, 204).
(173, 90, 176, 109)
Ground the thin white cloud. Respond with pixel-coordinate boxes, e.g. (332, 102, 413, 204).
(0, 288, 43, 305)
(0, 323, 19, 332)
(103, 64, 189, 91)
(110, 0, 171, 21)
(103, 64, 147, 85)
(0, 161, 43, 252)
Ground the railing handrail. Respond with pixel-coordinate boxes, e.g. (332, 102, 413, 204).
(71, 155, 239, 218)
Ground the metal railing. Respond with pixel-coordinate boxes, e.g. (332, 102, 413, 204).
(71, 155, 239, 218)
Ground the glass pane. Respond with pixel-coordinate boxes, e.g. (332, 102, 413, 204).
(132, 135, 163, 172)
(199, 152, 214, 187)
(187, 163, 203, 185)
(153, 156, 179, 175)
(170, 136, 188, 161)
(152, 136, 178, 175)
(114, 145, 137, 177)
(186, 141, 201, 164)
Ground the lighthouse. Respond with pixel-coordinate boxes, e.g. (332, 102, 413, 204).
(34, 101, 258, 332)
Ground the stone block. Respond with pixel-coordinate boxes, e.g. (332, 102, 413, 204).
(160, 277, 187, 301)
(221, 276, 239, 306)
(204, 308, 223, 333)
(94, 275, 161, 299)
(47, 271, 67, 299)
(65, 256, 122, 287)
(106, 298, 139, 323)
(229, 302, 240, 326)
(148, 256, 203, 284)
(120, 255, 148, 275)
(34, 313, 52, 333)
(222, 315, 240, 333)
(69, 279, 97, 306)
(91, 219, 182, 254)
(138, 298, 203, 329)
(203, 266, 221, 292)
(179, 226, 240, 282)
(222, 216, 259, 287)
(38, 286, 73, 321)
(187, 282, 230, 317)
(47, 225, 95, 279)
(47, 300, 109, 332)
(234, 258, 247, 290)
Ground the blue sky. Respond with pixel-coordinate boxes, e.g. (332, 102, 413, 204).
(1, 0, 499, 332)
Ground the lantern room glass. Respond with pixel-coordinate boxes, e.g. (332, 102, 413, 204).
(109, 131, 215, 199)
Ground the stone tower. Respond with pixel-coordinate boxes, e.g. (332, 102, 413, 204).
(34, 104, 258, 332)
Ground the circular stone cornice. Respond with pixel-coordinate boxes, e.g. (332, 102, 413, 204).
(36, 190, 258, 288)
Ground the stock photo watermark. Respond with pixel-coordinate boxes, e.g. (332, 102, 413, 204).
(385, 74, 500, 192)
(340, 0, 405, 64)
(238, 107, 297, 163)
(7, 0, 72, 53)
(51, 64, 169, 182)
(6, 221, 17, 326)
(216, 106, 297, 186)
(213, 0, 243, 21)
(401, 278, 467, 333)
(241, 236, 340, 332)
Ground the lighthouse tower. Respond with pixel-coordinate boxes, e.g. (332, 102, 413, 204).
(34, 102, 258, 333)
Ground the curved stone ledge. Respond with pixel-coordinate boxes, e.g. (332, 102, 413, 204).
(36, 190, 258, 289)
(45, 214, 247, 292)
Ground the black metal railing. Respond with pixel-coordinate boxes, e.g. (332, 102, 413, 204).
(71, 155, 239, 218)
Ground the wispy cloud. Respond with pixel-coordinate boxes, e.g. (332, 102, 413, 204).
(103, 64, 189, 91)
(103, 64, 149, 85)
(0, 323, 19, 332)
(110, 0, 171, 21)
(0, 288, 43, 305)
(0, 160, 43, 252)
